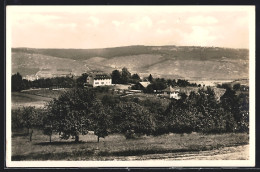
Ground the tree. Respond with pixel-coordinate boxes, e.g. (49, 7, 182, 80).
(233, 83, 241, 91)
(19, 106, 38, 141)
(111, 70, 121, 84)
(89, 99, 111, 142)
(220, 87, 240, 123)
(121, 67, 131, 84)
(12, 72, 25, 92)
(112, 102, 154, 139)
(47, 88, 96, 142)
(148, 74, 153, 82)
(167, 79, 172, 86)
(42, 109, 56, 143)
(237, 93, 249, 132)
(130, 73, 141, 84)
(76, 73, 88, 88)
(12, 108, 23, 130)
(131, 73, 140, 80)
(165, 99, 197, 134)
(177, 79, 189, 87)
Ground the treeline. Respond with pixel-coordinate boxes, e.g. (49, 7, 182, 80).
(131, 74, 198, 92)
(12, 86, 249, 142)
(12, 73, 76, 92)
(12, 68, 199, 92)
(217, 82, 249, 92)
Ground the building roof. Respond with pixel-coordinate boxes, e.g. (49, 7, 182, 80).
(139, 81, 150, 88)
(89, 73, 111, 80)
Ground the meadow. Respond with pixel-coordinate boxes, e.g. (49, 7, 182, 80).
(11, 89, 69, 109)
(11, 128, 249, 161)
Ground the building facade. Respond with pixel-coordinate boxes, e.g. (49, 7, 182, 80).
(162, 86, 181, 99)
(86, 72, 112, 87)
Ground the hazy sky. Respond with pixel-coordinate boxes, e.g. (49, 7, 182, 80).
(7, 6, 253, 49)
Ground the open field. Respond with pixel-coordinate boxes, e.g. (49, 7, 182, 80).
(11, 129, 249, 161)
(11, 92, 53, 109)
(11, 89, 70, 109)
(21, 88, 68, 98)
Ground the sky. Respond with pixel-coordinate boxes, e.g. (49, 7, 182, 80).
(7, 6, 254, 49)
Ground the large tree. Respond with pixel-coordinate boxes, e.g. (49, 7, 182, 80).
(12, 72, 25, 92)
(112, 102, 154, 139)
(47, 88, 96, 142)
(76, 73, 88, 88)
(121, 67, 131, 84)
(89, 99, 111, 142)
(111, 70, 121, 84)
(220, 88, 240, 122)
(148, 74, 153, 82)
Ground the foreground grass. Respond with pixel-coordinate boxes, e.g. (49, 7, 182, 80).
(11, 129, 249, 161)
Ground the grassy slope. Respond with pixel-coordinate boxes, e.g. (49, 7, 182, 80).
(11, 129, 249, 160)
(11, 52, 114, 76)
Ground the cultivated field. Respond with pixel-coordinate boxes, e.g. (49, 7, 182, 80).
(11, 129, 249, 161)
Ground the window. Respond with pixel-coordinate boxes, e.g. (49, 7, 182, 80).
(101, 82, 104, 84)
(95, 82, 99, 85)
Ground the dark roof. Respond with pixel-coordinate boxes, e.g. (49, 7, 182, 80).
(91, 74, 111, 80)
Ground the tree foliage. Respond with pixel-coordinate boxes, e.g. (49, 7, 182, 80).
(89, 99, 111, 142)
(12, 72, 25, 92)
(46, 88, 96, 142)
(76, 73, 88, 88)
(112, 102, 154, 139)
(111, 70, 121, 84)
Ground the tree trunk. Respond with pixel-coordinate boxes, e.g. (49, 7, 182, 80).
(75, 135, 79, 142)
(97, 136, 100, 143)
(29, 129, 33, 142)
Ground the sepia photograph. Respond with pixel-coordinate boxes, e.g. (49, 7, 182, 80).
(5, 5, 255, 167)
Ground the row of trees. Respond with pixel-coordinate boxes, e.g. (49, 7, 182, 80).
(12, 86, 249, 143)
(12, 73, 75, 92)
(12, 68, 199, 92)
(131, 74, 199, 92)
(12, 68, 139, 92)
(217, 82, 249, 92)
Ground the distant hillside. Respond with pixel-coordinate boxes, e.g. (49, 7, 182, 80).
(11, 45, 249, 80)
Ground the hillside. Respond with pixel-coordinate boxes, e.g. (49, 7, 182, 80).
(11, 45, 249, 80)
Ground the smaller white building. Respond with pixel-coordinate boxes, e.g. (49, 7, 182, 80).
(162, 86, 181, 99)
(86, 72, 112, 87)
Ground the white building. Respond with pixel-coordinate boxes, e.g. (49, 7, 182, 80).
(86, 72, 112, 87)
(162, 86, 181, 99)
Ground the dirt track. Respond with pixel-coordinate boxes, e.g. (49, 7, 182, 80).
(111, 145, 249, 160)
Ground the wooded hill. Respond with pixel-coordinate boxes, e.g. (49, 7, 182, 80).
(12, 45, 249, 80)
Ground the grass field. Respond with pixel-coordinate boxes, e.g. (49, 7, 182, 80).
(11, 129, 249, 161)
(11, 89, 69, 109)
(11, 92, 53, 109)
